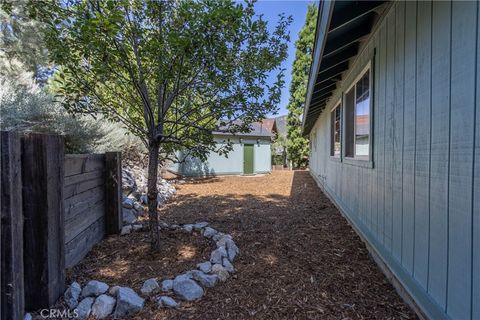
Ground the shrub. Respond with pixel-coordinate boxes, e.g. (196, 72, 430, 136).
(0, 69, 106, 153)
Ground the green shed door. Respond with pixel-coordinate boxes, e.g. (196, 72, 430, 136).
(243, 144, 254, 174)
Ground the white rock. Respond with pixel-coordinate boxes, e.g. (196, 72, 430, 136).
(177, 272, 193, 280)
(193, 222, 209, 231)
(133, 201, 143, 212)
(108, 286, 120, 296)
(24, 313, 32, 320)
(211, 264, 229, 282)
(120, 225, 132, 235)
(91, 294, 116, 319)
(161, 279, 173, 292)
(123, 208, 137, 224)
(157, 194, 166, 206)
(130, 191, 142, 201)
(225, 240, 240, 262)
(122, 169, 137, 195)
(182, 224, 194, 233)
(197, 261, 212, 273)
(173, 275, 204, 301)
(74, 297, 94, 320)
(122, 198, 134, 209)
(222, 257, 235, 273)
(212, 233, 223, 241)
(157, 296, 179, 309)
(210, 246, 227, 264)
(64, 281, 81, 309)
(113, 287, 144, 317)
(216, 234, 233, 247)
(159, 222, 169, 229)
(140, 278, 159, 295)
(190, 270, 219, 288)
(202, 227, 218, 238)
(81, 280, 109, 297)
(132, 224, 143, 231)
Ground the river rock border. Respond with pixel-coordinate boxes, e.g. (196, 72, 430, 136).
(51, 222, 239, 319)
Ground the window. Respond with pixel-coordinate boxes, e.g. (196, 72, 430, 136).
(330, 103, 341, 157)
(344, 65, 371, 159)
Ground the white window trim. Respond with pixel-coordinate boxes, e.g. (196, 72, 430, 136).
(330, 99, 342, 159)
(343, 62, 373, 162)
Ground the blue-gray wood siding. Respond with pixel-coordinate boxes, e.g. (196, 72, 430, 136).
(308, 1, 479, 319)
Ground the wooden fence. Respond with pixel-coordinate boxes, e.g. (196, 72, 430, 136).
(1, 132, 122, 318)
(64, 154, 106, 268)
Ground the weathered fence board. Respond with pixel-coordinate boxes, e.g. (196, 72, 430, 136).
(64, 169, 104, 186)
(1, 131, 25, 320)
(64, 201, 105, 243)
(64, 186, 105, 221)
(21, 133, 65, 310)
(105, 152, 122, 235)
(65, 217, 105, 268)
(64, 174, 105, 199)
(63, 156, 106, 268)
(65, 154, 105, 177)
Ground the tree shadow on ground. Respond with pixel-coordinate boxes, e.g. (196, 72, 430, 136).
(150, 171, 417, 320)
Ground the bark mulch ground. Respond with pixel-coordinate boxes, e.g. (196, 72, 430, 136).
(67, 231, 215, 293)
(70, 170, 417, 320)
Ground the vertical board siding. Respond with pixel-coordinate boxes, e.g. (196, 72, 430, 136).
(473, 3, 480, 318)
(392, 1, 405, 262)
(413, 0, 432, 290)
(308, 1, 478, 319)
(402, 1, 417, 275)
(369, 38, 375, 235)
(384, 8, 395, 253)
(428, 0, 451, 309)
(447, 2, 476, 319)
(378, 24, 386, 247)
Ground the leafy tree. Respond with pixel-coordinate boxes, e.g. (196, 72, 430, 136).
(271, 130, 287, 166)
(286, 3, 317, 168)
(32, 0, 290, 249)
(1, 0, 51, 82)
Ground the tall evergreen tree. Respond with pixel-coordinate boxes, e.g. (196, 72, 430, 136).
(286, 3, 317, 168)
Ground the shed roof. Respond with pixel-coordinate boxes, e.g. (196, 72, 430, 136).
(302, 0, 388, 135)
(214, 121, 272, 138)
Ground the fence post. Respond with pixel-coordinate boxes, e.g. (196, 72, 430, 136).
(1, 131, 25, 320)
(105, 152, 122, 234)
(21, 133, 65, 310)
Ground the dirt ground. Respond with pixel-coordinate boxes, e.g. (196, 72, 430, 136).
(70, 170, 417, 320)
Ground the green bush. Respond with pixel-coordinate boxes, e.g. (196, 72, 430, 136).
(0, 69, 106, 153)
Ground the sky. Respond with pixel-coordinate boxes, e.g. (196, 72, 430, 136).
(253, 0, 312, 117)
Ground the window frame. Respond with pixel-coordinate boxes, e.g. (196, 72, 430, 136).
(342, 61, 374, 167)
(330, 100, 342, 159)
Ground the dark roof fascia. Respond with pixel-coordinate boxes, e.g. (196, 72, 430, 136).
(302, 0, 335, 132)
(302, 0, 394, 136)
(301, 0, 335, 135)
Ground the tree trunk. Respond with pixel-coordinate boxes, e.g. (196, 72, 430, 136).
(147, 141, 161, 250)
